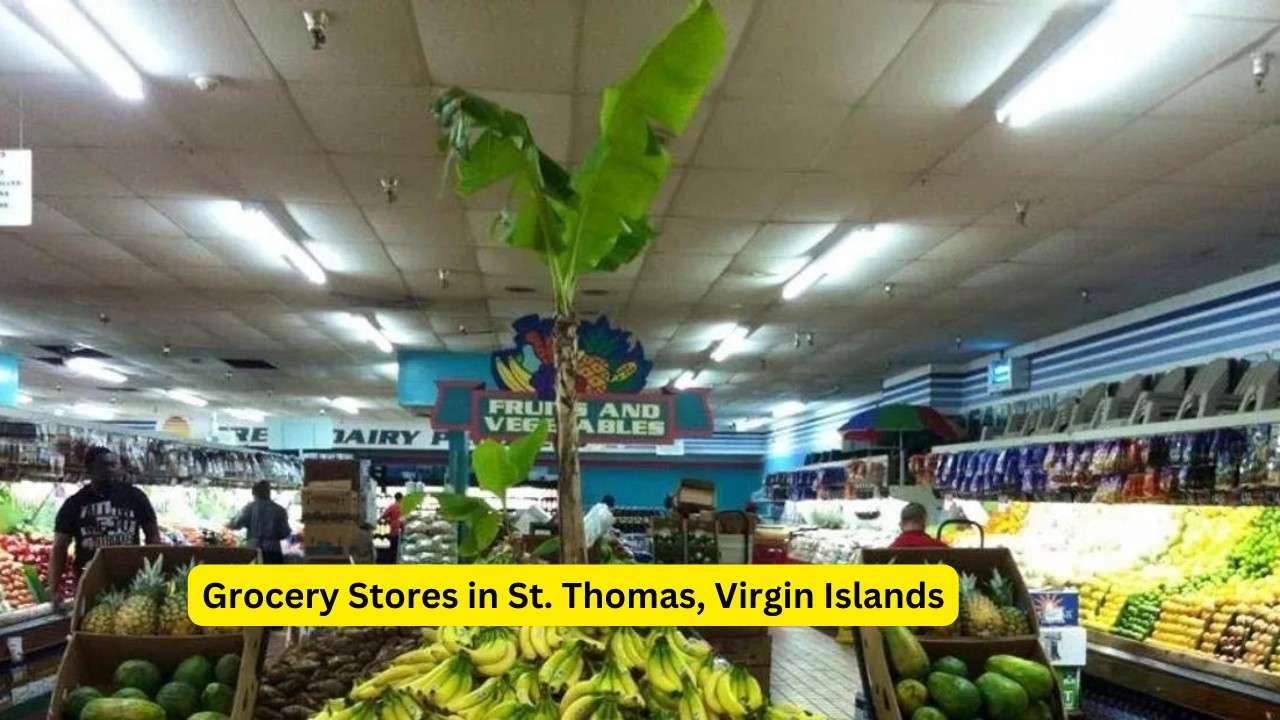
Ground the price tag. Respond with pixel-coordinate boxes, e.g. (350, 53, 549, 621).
(5, 636, 22, 663)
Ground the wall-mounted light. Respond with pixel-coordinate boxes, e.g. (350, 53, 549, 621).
(996, 0, 1186, 128)
(235, 203, 327, 285)
(66, 357, 127, 384)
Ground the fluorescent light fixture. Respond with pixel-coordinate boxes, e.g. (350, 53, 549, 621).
(165, 389, 208, 408)
(351, 314, 393, 353)
(224, 408, 267, 423)
(781, 225, 879, 301)
(735, 417, 771, 431)
(673, 371, 699, 390)
(329, 396, 361, 415)
(710, 325, 749, 363)
(22, 0, 145, 101)
(236, 204, 327, 285)
(71, 402, 116, 420)
(996, 0, 1186, 128)
(65, 357, 127, 384)
(771, 401, 806, 419)
(16, 393, 32, 405)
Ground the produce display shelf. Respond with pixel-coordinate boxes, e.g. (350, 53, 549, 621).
(933, 407, 1280, 454)
(0, 643, 65, 715)
(0, 467, 292, 488)
(1085, 629, 1280, 718)
(0, 608, 68, 664)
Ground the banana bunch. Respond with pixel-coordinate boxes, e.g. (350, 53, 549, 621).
(675, 675, 711, 720)
(701, 665, 763, 719)
(763, 702, 829, 719)
(651, 627, 713, 662)
(559, 660, 643, 713)
(559, 693, 625, 720)
(645, 634, 693, 697)
(605, 627, 647, 671)
(509, 664, 543, 705)
(537, 637, 587, 692)
(517, 625, 566, 661)
(466, 627, 519, 676)
(311, 690, 421, 720)
(478, 698, 558, 720)
(438, 626, 474, 655)
(404, 654, 474, 708)
(442, 675, 515, 718)
(349, 663, 436, 701)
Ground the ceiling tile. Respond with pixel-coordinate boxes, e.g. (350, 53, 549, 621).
(1166, 125, 1280, 186)
(0, 4, 77, 75)
(85, 148, 226, 199)
(1010, 229, 1139, 265)
(1057, 118, 1260, 181)
(694, 100, 848, 170)
(23, 202, 88, 235)
(476, 246, 537, 275)
(639, 254, 731, 284)
(877, 173, 1023, 226)
(147, 198, 244, 238)
(738, 223, 836, 258)
(571, 95, 711, 164)
(937, 113, 1130, 177)
(385, 243, 477, 272)
(329, 154, 460, 210)
(821, 105, 993, 174)
(235, 0, 427, 84)
(285, 203, 377, 243)
(651, 218, 759, 255)
(773, 171, 914, 222)
(1082, 184, 1245, 231)
(106, 235, 226, 267)
(23, 234, 138, 264)
(160, 82, 319, 153)
(365, 206, 468, 245)
(308, 242, 398, 275)
(920, 225, 1043, 264)
(411, 0, 580, 92)
(404, 270, 485, 299)
(973, 178, 1144, 231)
(671, 169, 802, 220)
(216, 152, 349, 203)
(47, 197, 185, 237)
(0, 77, 185, 147)
(291, 84, 435, 155)
(887, 258, 986, 287)
(32, 148, 132, 197)
(723, 0, 932, 103)
(480, 91, 573, 162)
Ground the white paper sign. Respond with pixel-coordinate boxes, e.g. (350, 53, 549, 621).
(0, 149, 32, 226)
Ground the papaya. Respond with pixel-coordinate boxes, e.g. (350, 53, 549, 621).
(214, 654, 240, 686)
(985, 655, 1053, 701)
(172, 656, 213, 691)
(113, 659, 163, 697)
(911, 708, 948, 720)
(188, 714, 229, 720)
(883, 626, 930, 679)
(64, 686, 102, 720)
(975, 671, 1029, 720)
(926, 671, 981, 720)
(80, 698, 166, 720)
(895, 679, 928, 715)
(1019, 699, 1054, 720)
(931, 656, 970, 678)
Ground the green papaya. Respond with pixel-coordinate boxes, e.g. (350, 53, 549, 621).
(975, 671, 1030, 720)
(911, 707, 948, 720)
(80, 698, 166, 720)
(1019, 700, 1054, 720)
(931, 655, 970, 678)
(883, 626, 930, 680)
(985, 655, 1054, 701)
(926, 671, 982, 720)
(896, 679, 928, 715)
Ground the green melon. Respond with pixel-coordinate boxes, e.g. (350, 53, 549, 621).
(113, 659, 163, 697)
(64, 686, 102, 720)
(80, 698, 165, 720)
(931, 655, 970, 678)
(172, 656, 213, 691)
(201, 682, 234, 715)
(213, 654, 240, 686)
(188, 713, 229, 720)
(112, 688, 150, 700)
(155, 682, 200, 720)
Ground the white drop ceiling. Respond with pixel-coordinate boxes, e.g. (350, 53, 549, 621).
(0, 0, 1278, 422)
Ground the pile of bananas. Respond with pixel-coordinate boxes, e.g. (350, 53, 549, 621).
(309, 625, 827, 720)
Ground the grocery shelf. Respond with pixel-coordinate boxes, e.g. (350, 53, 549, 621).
(1085, 629, 1280, 719)
(0, 608, 69, 663)
(934, 407, 1280, 453)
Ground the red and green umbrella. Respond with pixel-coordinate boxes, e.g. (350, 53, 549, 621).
(838, 403, 961, 441)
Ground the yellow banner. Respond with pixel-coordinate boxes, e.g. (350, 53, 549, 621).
(188, 564, 957, 627)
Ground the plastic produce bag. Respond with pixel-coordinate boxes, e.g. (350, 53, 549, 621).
(583, 502, 616, 548)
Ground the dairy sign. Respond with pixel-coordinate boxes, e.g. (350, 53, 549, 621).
(432, 382, 714, 444)
(218, 424, 448, 450)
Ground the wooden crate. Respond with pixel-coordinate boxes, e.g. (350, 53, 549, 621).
(48, 630, 266, 720)
(303, 459, 361, 488)
(858, 629, 1066, 720)
(72, 546, 260, 634)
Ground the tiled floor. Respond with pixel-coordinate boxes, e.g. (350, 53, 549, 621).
(770, 627, 864, 719)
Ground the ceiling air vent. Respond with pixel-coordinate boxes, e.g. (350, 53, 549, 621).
(220, 358, 278, 370)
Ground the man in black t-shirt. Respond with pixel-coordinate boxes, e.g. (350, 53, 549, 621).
(47, 446, 161, 609)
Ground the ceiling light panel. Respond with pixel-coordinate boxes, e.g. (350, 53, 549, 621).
(22, 0, 146, 100)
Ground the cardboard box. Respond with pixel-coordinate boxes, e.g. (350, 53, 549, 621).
(306, 480, 355, 492)
(1039, 626, 1087, 666)
(303, 522, 364, 547)
(49, 631, 265, 720)
(302, 488, 360, 517)
(72, 546, 259, 634)
(675, 479, 715, 511)
(1031, 589, 1080, 627)
(304, 459, 361, 488)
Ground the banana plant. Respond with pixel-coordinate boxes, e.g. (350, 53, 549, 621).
(432, 0, 725, 562)
(437, 420, 549, 560)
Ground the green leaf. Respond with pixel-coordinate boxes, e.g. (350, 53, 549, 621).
(472, 440, 517, 496)
(459, 511, 501, 557)
(398, 491, 427, 518)
(455, 131, 526, 196)
(435, 492, 490, 523)
(531, 536, 561, 558)
(507, 420, 549, 482)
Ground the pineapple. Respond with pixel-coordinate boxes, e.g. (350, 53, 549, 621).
(989, 568, 1031, 635)
(960, 571, 1004, 637)
(159, 560, 200, 636)
(114, 556, 164, 635)
(82, 588, 124, 634)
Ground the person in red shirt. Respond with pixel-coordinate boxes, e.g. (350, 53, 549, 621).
(888, 502, 949, 549)
(380, 492, 403, 563)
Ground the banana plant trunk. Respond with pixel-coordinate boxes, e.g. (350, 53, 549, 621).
(554, 311, 588, 563)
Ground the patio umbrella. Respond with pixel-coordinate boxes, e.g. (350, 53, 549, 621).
(838, 404, 961, 484)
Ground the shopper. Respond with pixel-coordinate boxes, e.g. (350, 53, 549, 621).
(47, 446, 162, 609)
(228, 480, 291, 564)
(888, 501, 949, 549)
(380, 492, 404, 563)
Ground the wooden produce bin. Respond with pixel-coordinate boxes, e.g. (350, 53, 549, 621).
(72, 545, 260, 634)
(698, 626, 772, 690)
(303, 459, 361, 489)
(861, 547, 1041, 639)
(858, 629, 1066, 720)
(48, 631, 266, 720)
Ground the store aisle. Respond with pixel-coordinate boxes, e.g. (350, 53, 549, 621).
(770, 627, 862, 719)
